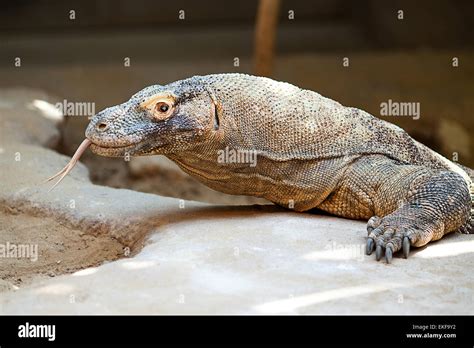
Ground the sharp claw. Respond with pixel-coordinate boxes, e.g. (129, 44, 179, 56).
(366, 238, 374, 255)
(375, 245, 383, 261)
(403, 236, 410, 259)
(385, 247, 393, 264)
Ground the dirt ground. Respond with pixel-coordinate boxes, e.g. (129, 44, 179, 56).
(0, 211, 124, 291)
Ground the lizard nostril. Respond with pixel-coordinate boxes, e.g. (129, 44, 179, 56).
(97, 122, 108, 132)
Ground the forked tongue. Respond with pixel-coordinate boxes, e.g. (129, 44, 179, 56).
(45, 138, 92, 191)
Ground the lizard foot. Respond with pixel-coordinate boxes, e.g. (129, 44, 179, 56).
(365, 212, 443, 264)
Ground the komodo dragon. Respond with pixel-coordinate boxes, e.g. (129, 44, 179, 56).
(47, 73, 473, 263)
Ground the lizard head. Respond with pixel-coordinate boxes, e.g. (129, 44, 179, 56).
(85, 77, 219, 157)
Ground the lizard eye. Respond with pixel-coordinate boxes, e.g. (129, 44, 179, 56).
(152, 101, 173, 120)
(140, 94, 176, 121)
(151, 101, 173, 120)
(156, 102, 169, 113)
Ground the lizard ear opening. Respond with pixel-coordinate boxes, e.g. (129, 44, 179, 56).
(206, 87, 221, 131)
(212, 101, 220, 130)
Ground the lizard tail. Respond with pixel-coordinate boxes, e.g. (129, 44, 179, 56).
(454, 164, 474, 234)
(458, 164, 474, 181)
(458, 200, 474, 234)
(457, 183, 474, 234)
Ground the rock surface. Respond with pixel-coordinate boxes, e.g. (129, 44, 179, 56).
(0, 88, 63, 148)
(0, 88, 473, 314)
(1, 212, 473, 314)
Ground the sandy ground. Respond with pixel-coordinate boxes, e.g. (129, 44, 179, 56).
(0, 211, 124, 291)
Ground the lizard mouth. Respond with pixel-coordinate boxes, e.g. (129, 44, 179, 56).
(89, 141, 141, 157)
(89, 137, 163, 157)
(45, 137, 155, 190)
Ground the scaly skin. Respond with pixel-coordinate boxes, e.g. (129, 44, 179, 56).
(84, 73, 473, 263)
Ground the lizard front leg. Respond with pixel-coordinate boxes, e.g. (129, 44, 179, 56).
(317, 155, 472, 263)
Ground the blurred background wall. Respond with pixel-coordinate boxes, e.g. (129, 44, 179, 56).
(0, 0, 472, 202)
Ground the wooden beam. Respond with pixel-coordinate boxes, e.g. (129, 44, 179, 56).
(254, 0, 281, 77)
